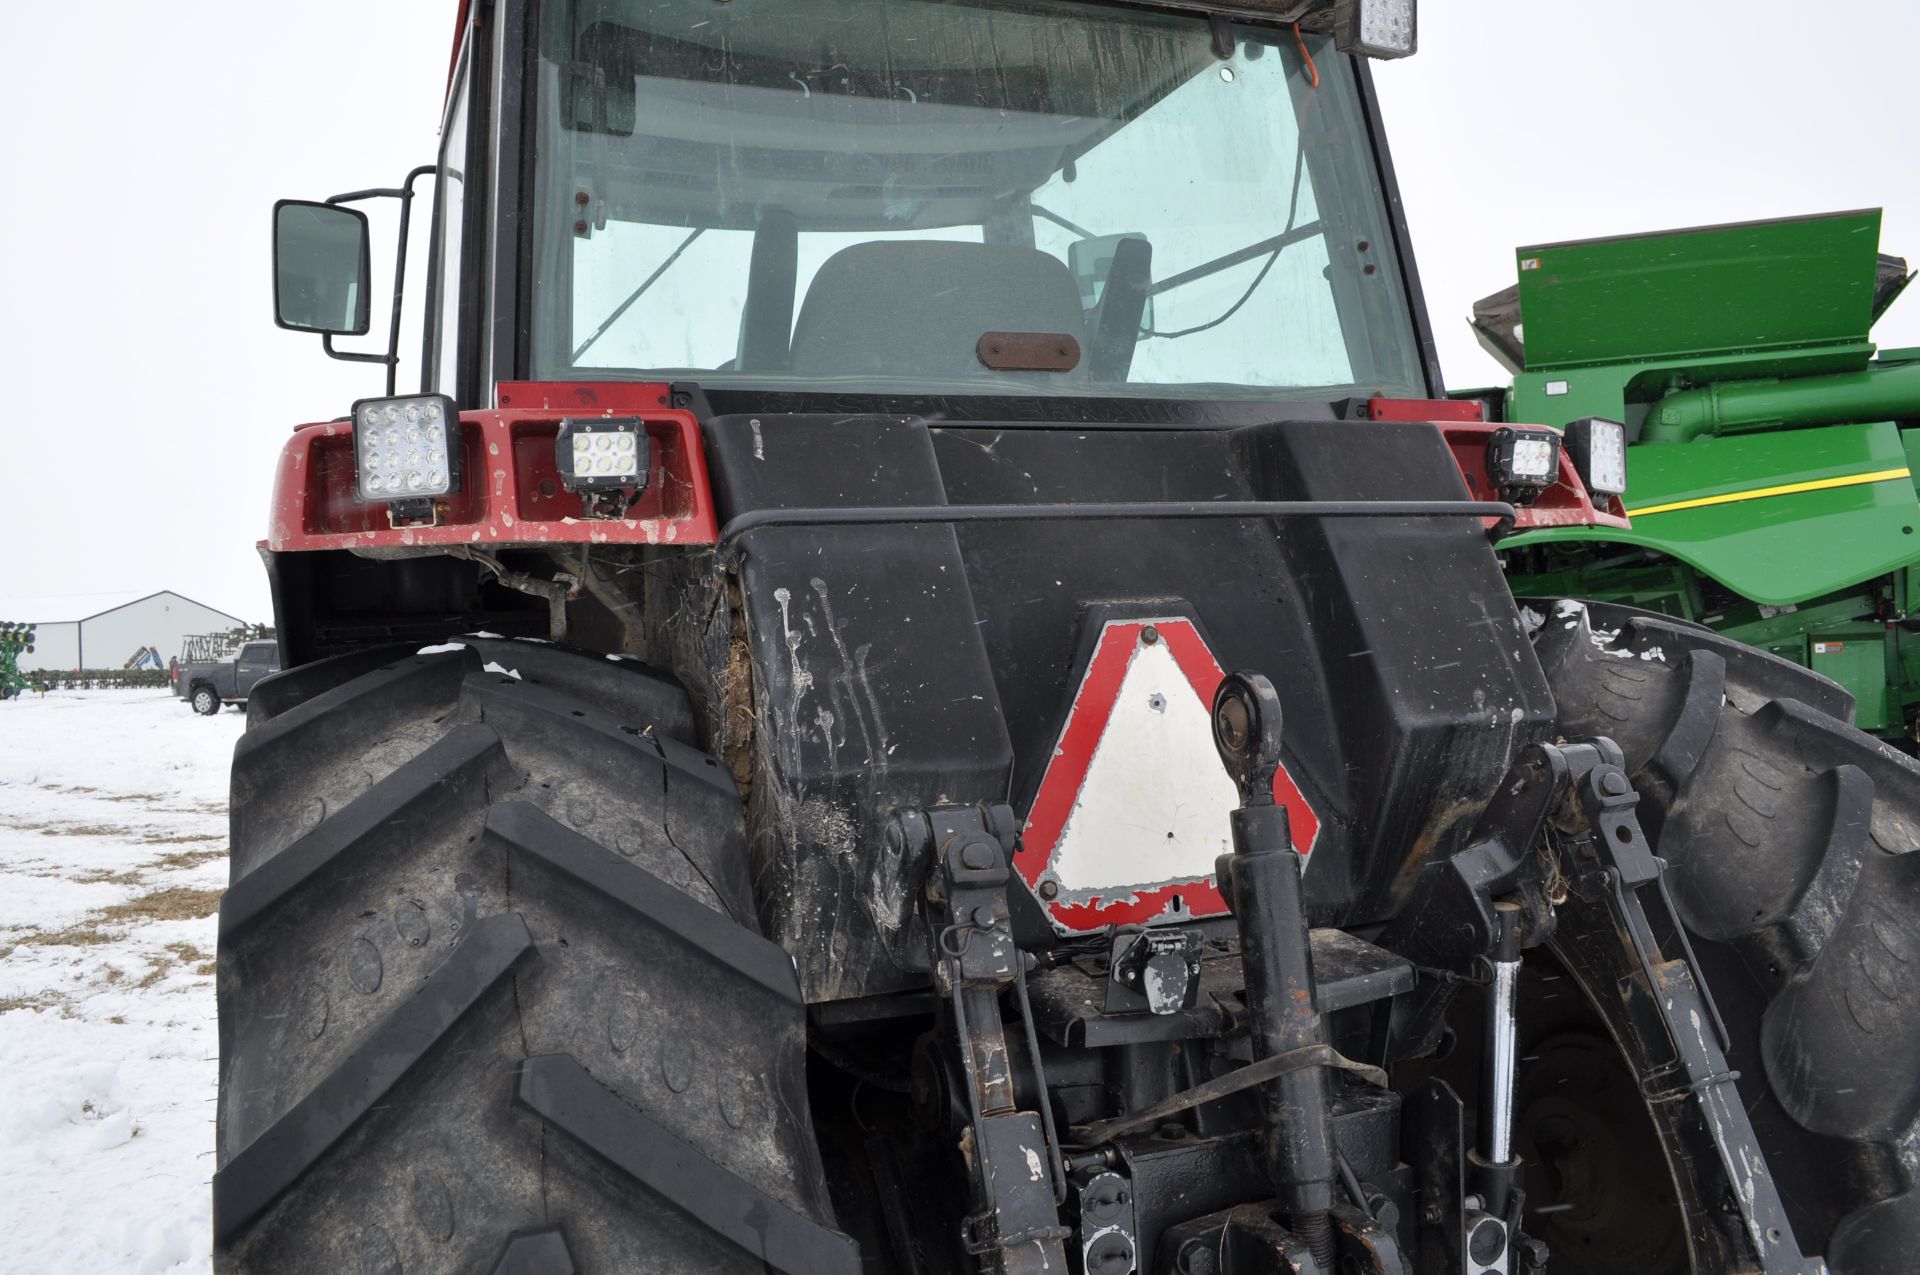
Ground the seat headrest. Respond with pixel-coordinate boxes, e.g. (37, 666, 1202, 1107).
(789, 241, 1087, 382)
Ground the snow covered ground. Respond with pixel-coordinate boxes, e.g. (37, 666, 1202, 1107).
(0, 689, 242, 1273)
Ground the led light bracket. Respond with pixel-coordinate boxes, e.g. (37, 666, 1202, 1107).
(1485, 426, 1562, 507)
(555, 417, 650, 517)
(385, 497, 439, 528)
(352, 394, 461, 520)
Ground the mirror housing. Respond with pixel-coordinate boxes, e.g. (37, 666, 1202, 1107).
(1070, 233, 1155, 330)
(273, 199, 372, 335)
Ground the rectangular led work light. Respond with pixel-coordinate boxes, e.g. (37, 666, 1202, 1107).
(556, 418, 649, 493)
(1485, 426, 1562, 505)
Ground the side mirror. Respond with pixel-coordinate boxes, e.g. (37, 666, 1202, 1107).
(1070, 233, 1155, 331)
(273, 200, 372, 335)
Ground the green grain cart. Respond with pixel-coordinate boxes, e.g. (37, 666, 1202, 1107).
(1473, 209, 1920, 739)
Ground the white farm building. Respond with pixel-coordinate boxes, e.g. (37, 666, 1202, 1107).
(0, 591, 245, 673)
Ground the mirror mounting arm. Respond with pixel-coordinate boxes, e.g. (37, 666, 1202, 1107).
(322, 164, 437, 397)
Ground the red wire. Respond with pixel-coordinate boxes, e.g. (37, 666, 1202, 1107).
(1292, 22, 1320, 89)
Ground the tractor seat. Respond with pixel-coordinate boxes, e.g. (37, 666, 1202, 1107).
(788, 240, 1087, 383)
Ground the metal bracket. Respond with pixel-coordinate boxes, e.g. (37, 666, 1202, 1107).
(916, 803, 1071, 1274)
(1378, 742, 1566, 972)
(1210, 14, 1236, 60)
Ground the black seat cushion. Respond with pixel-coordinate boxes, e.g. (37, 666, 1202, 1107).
(788, 240, 1087, 382)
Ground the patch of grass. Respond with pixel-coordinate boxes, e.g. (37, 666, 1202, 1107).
(138, 942, 217, 989)
(40, 824, 133, 839)
(100, 793, 166, 804)
(0, 993, 64, 1014)
(104, 887, 224, 925)
(19, 922, 115, 947)
(154, 847, 227, 871)
(144, 832, 223, 846)
(16, 886, 224, 948)
(74, 868, 144, 886)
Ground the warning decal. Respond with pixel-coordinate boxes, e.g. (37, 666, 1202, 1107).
(1016, 617, 1320, 934)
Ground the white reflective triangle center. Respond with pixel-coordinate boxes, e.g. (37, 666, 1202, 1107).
(1048, 637, 1239, 893)
(1017, 617, 1320, 933)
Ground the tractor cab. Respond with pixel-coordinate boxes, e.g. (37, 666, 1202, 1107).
(280, 0, 1428, 413)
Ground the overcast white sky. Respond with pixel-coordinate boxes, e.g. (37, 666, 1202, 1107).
(1, 1, 1915, 623)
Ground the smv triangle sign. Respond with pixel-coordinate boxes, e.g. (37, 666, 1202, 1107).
(1015, 617, 1320, 934)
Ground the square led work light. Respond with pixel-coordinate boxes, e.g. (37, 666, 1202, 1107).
(1564, 417, 1628, 497)
(1336, 0, 1417, 59)
(353, 394, 459, 502)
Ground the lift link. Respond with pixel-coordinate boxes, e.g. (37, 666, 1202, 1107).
(1464, 903, 1526, 1275)
(1212, 672, 1339, 1268)
(914, 803, 1072, 1275)
(1548, 741, 1825, 1275)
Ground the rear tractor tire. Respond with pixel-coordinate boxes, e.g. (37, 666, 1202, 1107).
(212, 640, 859, 1274)
(1537, 601, 1920, 1275)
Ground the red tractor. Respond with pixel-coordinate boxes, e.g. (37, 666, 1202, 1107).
(222, 2, 1917, 1272)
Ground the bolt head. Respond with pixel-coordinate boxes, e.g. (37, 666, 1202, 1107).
(1141, 625, 1160, 645)
(1176, 1239, 1217, 1274)
(959, 840, 996, 871)
(1600, 770, 1631, 796)
(1038, 879, 1060, 901)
